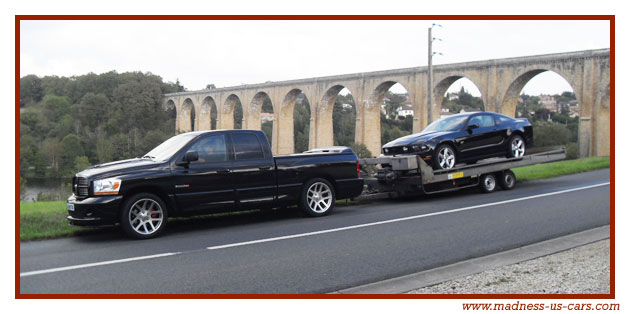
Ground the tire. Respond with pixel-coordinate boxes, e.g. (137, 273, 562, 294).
(507, 134, 526, 158)
(498, 170, 516, 190)
(433, 144, 456, 170)
(120, 193, 168, 239)
(479, 173, 497, 193)
(299, 178, 336, 217)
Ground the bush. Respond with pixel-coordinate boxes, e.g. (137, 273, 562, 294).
(565, 142, 578, 160)
(349, 143, 373, 158)
(533, 122, 572, 147)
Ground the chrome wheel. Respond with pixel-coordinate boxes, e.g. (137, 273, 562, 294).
(128, 198, 164, 235)
(306, 182, 333, 214)
(511, 136, 525, 158)
(483, 175, 496, 191)
(438, 146, 456, 169)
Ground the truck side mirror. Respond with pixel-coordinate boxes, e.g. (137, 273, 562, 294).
(185, 150, 199, 162)
(177, 150, 198, 167)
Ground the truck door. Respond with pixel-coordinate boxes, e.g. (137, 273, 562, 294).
(171, 134, 235, 213)
(230, 132, 276, 209)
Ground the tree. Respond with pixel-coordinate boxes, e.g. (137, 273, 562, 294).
(60, 134, 85, 176)
(74, 156, 91, 173)
(42, 95, 71, 122)
(20, 75, 43, 107)
(293, 93, 311, 153)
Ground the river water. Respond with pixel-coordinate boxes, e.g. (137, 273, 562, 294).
(21, 178, 73, 202)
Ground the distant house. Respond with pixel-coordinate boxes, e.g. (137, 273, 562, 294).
(260, 112, 274, 122)
(446, 92, 459, 101)
(396, 105, 414, 117)
(539, 94, 559, 112)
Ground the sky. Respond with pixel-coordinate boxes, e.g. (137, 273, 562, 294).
(20, 19, 610, 97)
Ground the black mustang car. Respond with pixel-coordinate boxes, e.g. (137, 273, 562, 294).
(382, 112, 533, 170)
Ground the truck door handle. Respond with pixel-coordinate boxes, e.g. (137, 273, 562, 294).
(259, 166, 272, 170)
(217, 169, 231, 173)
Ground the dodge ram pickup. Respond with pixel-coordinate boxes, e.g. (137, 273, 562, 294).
(67, 129, 364, 239)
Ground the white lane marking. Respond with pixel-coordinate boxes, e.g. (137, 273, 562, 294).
(21, 182, 610, 278)
(20, 252, 180, 277)
(207, 182, 610, 250)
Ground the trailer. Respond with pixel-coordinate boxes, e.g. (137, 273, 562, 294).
(355, 147, 566, 201)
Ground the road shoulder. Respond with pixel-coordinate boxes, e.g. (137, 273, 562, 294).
(335, 225, 610, 294)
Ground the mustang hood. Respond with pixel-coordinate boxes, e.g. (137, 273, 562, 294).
(383, 131, 451, 147)
(76, 158, 161, 179)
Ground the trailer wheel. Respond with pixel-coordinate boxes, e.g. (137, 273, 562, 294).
(499, 170, 516, 190)
(299, 178, 336, 217)
(479, 173, 497, 193)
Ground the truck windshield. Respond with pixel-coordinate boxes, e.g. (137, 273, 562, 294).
(422, 115, 469, 133)
(142, 133, 198, 161)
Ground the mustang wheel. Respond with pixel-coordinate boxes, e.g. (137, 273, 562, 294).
(121, 193, 168, 239)
(479, 173, 497, 193)
(300, 178, 335, 217)
(434, 144, 456, 170)
(508, 135, 526, 158)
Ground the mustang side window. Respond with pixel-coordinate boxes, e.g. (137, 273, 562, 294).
(470, 114, 495, 128)
(189, 135, 227, 163)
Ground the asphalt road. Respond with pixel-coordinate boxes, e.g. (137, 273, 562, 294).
(19, 169, 611, 294)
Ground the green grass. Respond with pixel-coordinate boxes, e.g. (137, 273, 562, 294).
(19, 156, 610, 241)
(513, 156, 610, 182)
(19, 201, 102, 240)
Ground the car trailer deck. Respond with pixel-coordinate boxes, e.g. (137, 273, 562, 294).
(355, 147, 566, 201)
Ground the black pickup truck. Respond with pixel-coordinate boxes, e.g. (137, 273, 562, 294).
(67, 130, 364, 239)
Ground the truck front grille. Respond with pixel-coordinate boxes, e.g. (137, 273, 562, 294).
(74, 176, 89, 196)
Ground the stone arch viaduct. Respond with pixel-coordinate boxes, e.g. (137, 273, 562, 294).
(164, 48, 610, 158)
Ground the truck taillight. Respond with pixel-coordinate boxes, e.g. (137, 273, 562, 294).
(357, 160, 361, 178)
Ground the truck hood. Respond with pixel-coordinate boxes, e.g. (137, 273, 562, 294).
(76, 158, 163, 179)
(383, 131, 451, 147)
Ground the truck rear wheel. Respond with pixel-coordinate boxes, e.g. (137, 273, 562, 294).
(120, 193, 168, 239)
(299, 178, 335, 217)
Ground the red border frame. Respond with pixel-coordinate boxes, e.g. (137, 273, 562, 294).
(15, 15, 615, 299)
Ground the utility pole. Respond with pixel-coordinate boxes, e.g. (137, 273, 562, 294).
(427, 27, 433, 124)
(427, 23, 442, 124)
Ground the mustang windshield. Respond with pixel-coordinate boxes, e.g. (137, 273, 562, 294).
(422, 115, 469, 133)
(142, 133, 198, 161)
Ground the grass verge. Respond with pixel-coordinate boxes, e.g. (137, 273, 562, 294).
(20, 156, 610, 241)
(19, 201, 102, 241)
(513, 156, 609, 182)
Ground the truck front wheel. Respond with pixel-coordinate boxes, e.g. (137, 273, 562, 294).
(300, 178, 336, 217)
(120, 193, 168, 239)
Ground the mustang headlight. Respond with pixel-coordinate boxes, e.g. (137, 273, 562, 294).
(93, 178, 122, 195)
(412, 144, 429, 152)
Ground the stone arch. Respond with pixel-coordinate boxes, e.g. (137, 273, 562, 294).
(500, 69, 582, 118)
(222, 94, 241, 130)
(165, 99, 177, 133)
(198, 96, 218, 131)
(180, 98, 195, 133)
(433, 75, 485, 120)
(502, 68, 584, 157)
(319, 85, 357, 148)
(371, 81, 414, 147)
(276, 89, 304, 154)
(246, 91, 273, 131)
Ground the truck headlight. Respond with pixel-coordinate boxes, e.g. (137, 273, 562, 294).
(93, 178, 122, 195)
